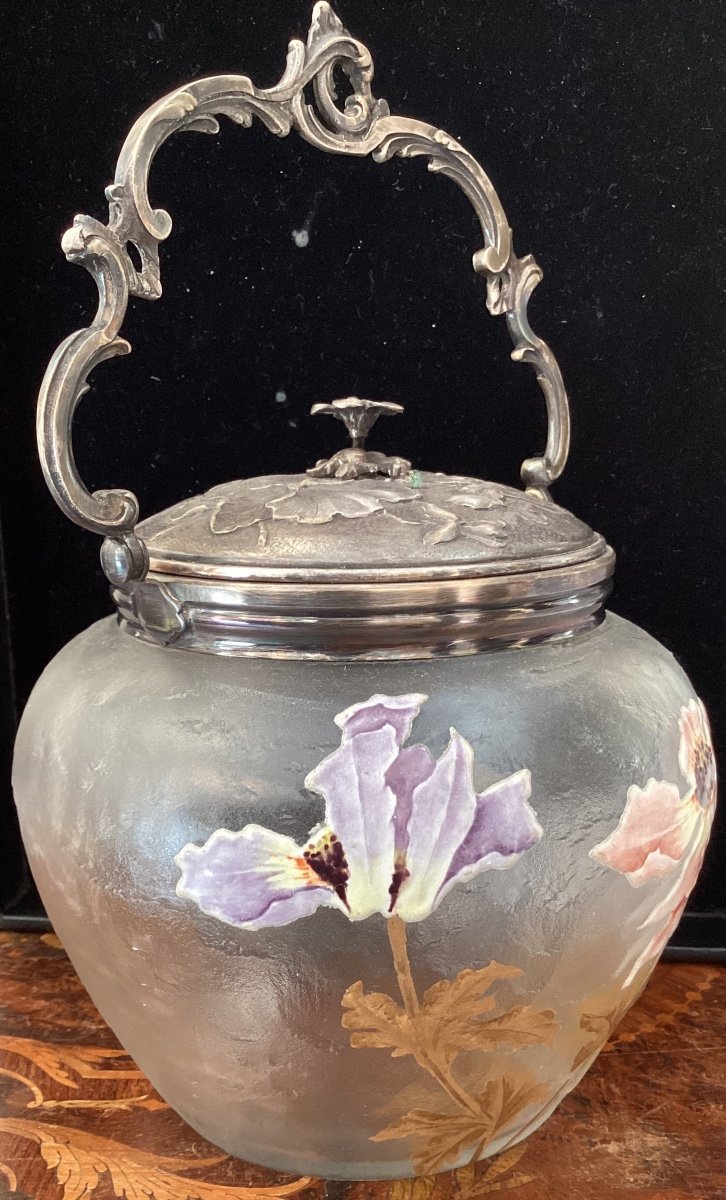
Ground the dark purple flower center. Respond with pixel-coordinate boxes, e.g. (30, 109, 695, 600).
(388, 855, 411, 912)
(693, 735, 716, 809)
(304, 830, 350, 908)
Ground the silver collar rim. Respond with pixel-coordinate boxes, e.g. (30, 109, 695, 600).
(113, 546, 615, 660)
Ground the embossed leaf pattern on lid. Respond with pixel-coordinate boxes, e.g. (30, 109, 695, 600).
(420, 479, 506, 511)
(151, 474, 521, 550)
(382, 478, 509, 547)
(142, 468, 600, 574)
(162, 479, 285, 535)
(162, 475, 512, 538)
(159, 476, 417, 536)
(386, 498, 508, 548)
(267, 480, 413, 524)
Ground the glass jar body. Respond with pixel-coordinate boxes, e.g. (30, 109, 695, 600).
(12, 613, 713, 1179)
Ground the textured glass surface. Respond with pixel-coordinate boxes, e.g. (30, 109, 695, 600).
(13, 614, 709, 1179)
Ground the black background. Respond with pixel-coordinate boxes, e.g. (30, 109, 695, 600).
(1, 0, 724, 921)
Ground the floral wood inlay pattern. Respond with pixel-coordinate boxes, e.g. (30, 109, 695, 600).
(0, 1024, 315, 1199)
(0, 1119, 313, 1200)
(598, 963, 720, 1052)
(0, 1036, 144, 1087)
(2, 932, 726, 1199)
(589, 699, 717, 986)
(569, 965, 720, 1076)
(0, 929, 316, 1200)
(0, 1060, 164, 1113)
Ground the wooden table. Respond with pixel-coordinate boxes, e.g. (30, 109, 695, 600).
(0, 932, 724, 1200)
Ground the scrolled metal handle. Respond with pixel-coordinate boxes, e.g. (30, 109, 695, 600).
(37, 1, 571, 585)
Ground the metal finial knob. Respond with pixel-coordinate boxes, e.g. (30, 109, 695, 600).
(311, 397, 403, 448)
(308, 397, 411, 480)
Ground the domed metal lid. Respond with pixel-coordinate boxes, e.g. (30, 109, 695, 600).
(138, 400, 605, 585)
(35, 4, 615, 659)
(109, 398, 613, 658)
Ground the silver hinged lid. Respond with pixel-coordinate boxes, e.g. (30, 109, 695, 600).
(35, 4, 614, 659)
(113, 399, 613, 658)
(139, 469, 605, 585)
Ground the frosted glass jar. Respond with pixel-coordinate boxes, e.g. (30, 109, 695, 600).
(13, 610, 714, 1178)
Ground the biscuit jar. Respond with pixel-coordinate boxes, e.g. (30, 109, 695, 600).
(13, 3, 716, 1180)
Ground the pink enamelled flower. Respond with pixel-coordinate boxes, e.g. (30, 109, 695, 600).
(590, 699, 716, 985)
(175, 693, 542, 930)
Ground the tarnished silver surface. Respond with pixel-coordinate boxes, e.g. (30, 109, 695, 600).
(113, 551, 614, 658)
(308, 397, 411, 479)
(37, 1, 572, 587)
(139, 472, 604, 581)
(124, 466, 614, 657)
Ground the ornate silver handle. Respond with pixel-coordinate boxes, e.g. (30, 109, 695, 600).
(37, 1, 571, 585)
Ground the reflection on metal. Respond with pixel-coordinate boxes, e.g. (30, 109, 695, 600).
(115, 554, 614, 659)
(37, 2, 571, 587)
(308, 398, 411, 479)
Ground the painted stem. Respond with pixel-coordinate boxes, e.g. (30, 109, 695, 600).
(387, 915, 420, 1017)
(386, 916, 482, 1121)
(469, 1131, 492, 1164)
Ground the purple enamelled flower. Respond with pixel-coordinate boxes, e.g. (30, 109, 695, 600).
(175, 694, 542, 930)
